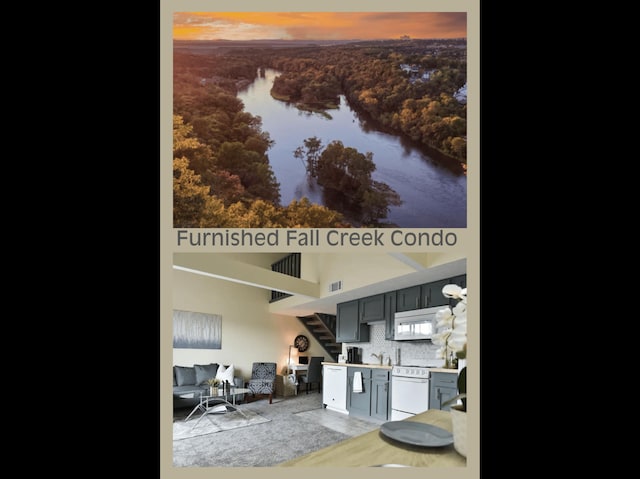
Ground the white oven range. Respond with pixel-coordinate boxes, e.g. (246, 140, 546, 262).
(390, 359, 444, 421)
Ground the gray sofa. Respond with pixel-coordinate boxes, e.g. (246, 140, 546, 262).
(173, 363, 244, 409)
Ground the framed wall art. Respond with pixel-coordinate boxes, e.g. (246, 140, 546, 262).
(173, 309, 222, 349)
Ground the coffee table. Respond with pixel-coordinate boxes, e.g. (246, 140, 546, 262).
(184, 387, 252, 429)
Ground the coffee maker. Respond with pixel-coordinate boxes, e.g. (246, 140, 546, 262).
(347, 347, 361, 364)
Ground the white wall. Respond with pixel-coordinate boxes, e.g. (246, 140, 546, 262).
(172, 268, 327, 382)
(309, 252, 416, 293)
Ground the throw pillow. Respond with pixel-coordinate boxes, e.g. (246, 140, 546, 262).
(194, 363, 219, 385)
(174, 366, 197, 386)
(215, 364, 235, 384)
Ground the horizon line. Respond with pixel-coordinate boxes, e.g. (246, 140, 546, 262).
(173, 37, 466, 42)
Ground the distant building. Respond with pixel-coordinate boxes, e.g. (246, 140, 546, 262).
(454, 83, 467, 103)
(400, 35, 410, 40)
(422, 69, 435, 80)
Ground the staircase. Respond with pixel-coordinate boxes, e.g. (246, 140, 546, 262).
(296, 313, 341, 362)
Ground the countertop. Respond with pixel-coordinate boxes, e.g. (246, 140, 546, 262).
(428, 368, 459, 374)
(322, 362, 459, 373)
(278, 408, 466, 467)
(322, 361, 392, 370)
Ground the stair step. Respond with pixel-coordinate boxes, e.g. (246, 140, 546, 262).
(314, 330, 333, 336)
(295, 312, 339, 362)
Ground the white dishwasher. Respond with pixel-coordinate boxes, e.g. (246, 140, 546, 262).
(322, 364, 348, 414)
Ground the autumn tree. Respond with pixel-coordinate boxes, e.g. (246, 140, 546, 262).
(173, 157, 227, 227)
(283, 197, 347, 227)
(293, 136, 323, 177)
(295, 139, 402, 225)
(214, 141, 281, 205)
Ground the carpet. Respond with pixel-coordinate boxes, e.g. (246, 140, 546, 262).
(173, 408, 270, 440)
(172, 393, 367, 467)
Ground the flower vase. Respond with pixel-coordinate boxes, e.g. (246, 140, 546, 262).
(450, 404, 467, 457)
(210, 386, 218, 396)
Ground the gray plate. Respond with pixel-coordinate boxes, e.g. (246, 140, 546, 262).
(380, 421, 453, 447)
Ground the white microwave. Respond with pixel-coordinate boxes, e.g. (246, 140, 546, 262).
(393, 306, 443, 341)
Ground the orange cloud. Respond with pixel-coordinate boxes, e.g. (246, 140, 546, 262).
(173, 12, 466, 41)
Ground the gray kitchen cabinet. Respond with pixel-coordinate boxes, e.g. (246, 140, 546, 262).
(336, 300, 369, 342)
(384, 291, 396, 340)
(396, 276, 467, 313)
(359, 294, 385, 323)
(421, 278, 451, 308)
(371, 369, 391, 420)
(395, 285, 421, 311)
(322, 364, 347, 413)
(450, 274, 467, 289)
(430, 371, 458, 411)
(347, 367, 372, 418)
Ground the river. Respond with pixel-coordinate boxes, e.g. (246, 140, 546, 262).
(237, 68, 466, 228)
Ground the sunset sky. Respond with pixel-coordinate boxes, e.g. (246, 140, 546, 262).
(173, 12, 466, 41)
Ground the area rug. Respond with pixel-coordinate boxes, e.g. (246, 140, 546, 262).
(173, 408, 270, 440)
(172, 393, 385, 466)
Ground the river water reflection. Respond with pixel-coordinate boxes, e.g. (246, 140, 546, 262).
(237, 69, 466, 228)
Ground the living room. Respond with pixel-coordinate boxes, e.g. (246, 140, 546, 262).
(165, 251, 468, 468)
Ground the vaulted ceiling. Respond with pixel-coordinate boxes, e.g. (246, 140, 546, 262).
(173, 252, 466, 317)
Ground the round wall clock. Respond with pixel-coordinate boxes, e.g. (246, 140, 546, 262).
(294, 334, 310, 352)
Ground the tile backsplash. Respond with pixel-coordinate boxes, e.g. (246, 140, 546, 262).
(342, 323, 440, 366)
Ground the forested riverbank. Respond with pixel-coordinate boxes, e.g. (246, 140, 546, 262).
(173, 39, 467, 228)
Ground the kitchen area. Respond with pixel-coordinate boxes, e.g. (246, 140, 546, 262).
(322, 332, 461, 422)
(319, 271, 466, 422)
(281, 272, 468, 467)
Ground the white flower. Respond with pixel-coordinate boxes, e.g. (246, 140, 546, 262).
(435, 284, 468, 363)
(442, 284, 466, 300)
(448, 330, 467, 350)
(435, 308, 454, 329)
(431, 330, 450, 346)
(452, 300, 466, 317)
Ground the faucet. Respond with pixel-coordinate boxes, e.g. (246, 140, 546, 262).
(371, 352, 384, 365)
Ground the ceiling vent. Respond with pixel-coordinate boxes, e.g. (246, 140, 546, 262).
(329, 280, 343, 292)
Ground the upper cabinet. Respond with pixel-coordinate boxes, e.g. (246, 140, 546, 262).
(338, 275, 466, 342)
(395, 285, 421, 312)
(449, 274, 466, 289)
(396, 275, 467, 312)
(384, 291, 396, 340)
(421, 278, 451, 308)
(359, 294, 385, 323)
(336, 300, 370, 343)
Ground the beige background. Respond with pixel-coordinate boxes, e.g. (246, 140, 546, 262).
(161, 1, 480, 478)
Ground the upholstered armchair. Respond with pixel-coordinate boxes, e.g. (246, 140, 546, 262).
(246, 362, 277, 404)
